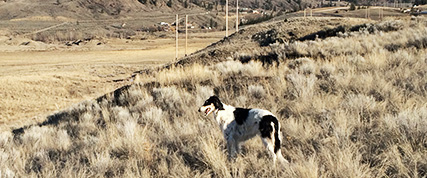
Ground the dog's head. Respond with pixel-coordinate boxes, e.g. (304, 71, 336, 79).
(198, 96, 224, 116)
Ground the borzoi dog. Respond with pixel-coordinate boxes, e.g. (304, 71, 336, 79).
(198, 96, 288, 164)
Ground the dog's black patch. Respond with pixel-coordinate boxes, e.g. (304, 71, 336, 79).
(204, 96, 224, 110)
(259, 116, 274, 138)
(259, 115, 281, 153)
(233, 108, 250, 125)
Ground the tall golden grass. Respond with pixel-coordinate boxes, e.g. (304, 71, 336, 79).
(1, 17, 426, 177)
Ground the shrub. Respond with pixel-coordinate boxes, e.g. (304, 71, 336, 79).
(248, 85, 266, 99)
(350, 3, 356, 11)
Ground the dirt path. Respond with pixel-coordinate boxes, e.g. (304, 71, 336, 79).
(21, 22, 70, 37)
(312, 7, 349, 13)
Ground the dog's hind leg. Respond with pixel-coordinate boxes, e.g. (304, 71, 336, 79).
(261, 137, 278, 163)
(276, 149, 289, 164)
(261, 137, 289, 164)
(259, 115, 289, 165)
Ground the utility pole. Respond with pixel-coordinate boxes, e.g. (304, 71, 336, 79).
(365, 7, 368, 19)
(236, 0, 239, 33)
(367, 7, 370, 19)
(304, 9, 306, 18)
(383, 3, 385, 18)
(175, 14, 178, 60)
(226, 0, 229, 37)
(185, 15, 188, 56)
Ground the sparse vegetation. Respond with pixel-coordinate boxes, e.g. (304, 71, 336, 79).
(0, 32, 224, 130)
(241, 13, 275, 26)
(350, 3, 356, 11)
(167, 0, 173, 7)
(138, 0, 147, 4)
(1, 17, 426, 177)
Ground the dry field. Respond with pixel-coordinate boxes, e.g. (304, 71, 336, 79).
(0, 32, 224, 131)
(270, 6, 407, 22)
(1, 16, 426, 177)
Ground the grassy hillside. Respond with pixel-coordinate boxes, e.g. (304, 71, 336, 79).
(2, 17, 427, 177)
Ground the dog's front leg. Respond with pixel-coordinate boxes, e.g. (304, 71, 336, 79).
(236, 141, 244, 154)
(226, 138, 237, 160)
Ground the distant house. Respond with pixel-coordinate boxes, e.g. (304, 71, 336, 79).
(201, 26, 212, 30)
(160, 22, 170, 26)
(240, 8, 250, 14)
(186, 23, 195, 29)
(240, 18, 248, 24)
(158, 22, 171, 31)
(111, 23, 126, 29)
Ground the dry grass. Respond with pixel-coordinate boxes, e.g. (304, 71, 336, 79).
(1, 17, 427, 177)
(0, 35, 221, 131)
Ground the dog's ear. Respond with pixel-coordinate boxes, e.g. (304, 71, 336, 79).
(211, 96, 224, 110)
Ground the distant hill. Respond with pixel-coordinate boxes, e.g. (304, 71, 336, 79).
(0, 0, 317, 21)
(0, 0, 189, 20)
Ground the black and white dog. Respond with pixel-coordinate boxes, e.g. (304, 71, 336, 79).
(199, 96, 288, 164)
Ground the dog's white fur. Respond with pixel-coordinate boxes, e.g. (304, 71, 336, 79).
(199, 96, 288, 164)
